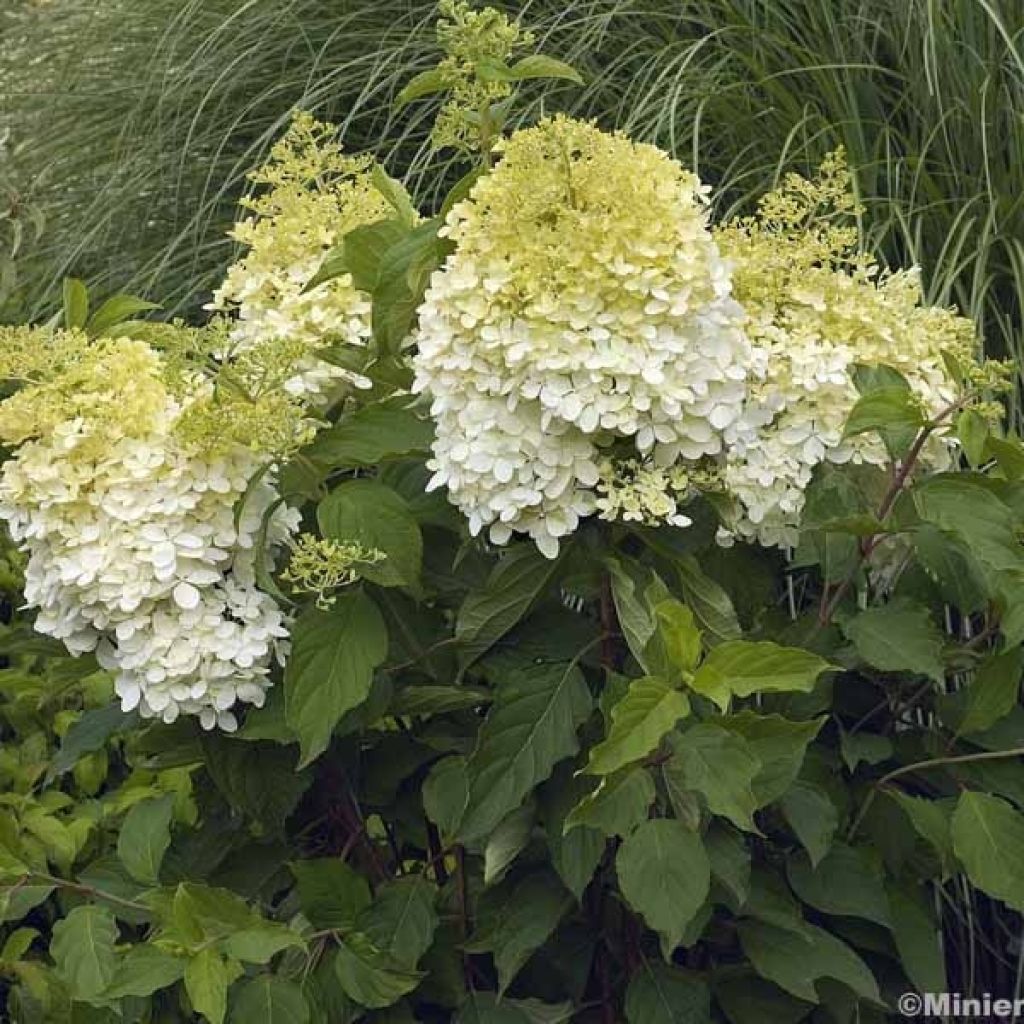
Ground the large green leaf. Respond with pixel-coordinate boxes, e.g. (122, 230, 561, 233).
(184, 948, 242, 1024)
(304, 397, 433, 469)
(230, 976, 310, 1024)
(843, 600, 945, 682)
(715, 713, 824, 805)
(779, 781, 838, 867)
(459, 658, 592, 842)
(49, 702, 137, 778)
(357, 876, 438, 969)
(465, 870, 571, 992)
(887, 882, 946, 994)
(292, 858, 371, 930)
(540, 768, 605, 901)
(887, 791, 955, 876)
(666, 724, 761, 831)
(334, 932, 424, 1009)
(714, 974, 813, 1024)
(102, 946, 185, 999)
(423, 755, 469, 839)
(690, 641, 832, 712)
(674, 555, 742, 643)
(624, 961, 711, 1023)
(484, 805, 535, 885)
(318, 479, 422, 588)
(565, 767, 655, 837)
(953, 647, 1023, 735)
(456, 545, 569, 665)
(586, 677, 690, 776)
(786, 844, 891, 926)
(913, 477, 1024, 573)
(117, 793, 175, 884)
(50, 905, 119, 1000)
(284, 592, 388, 766)
(842, 385, 925, 455)
(738, 921, 880, 1004)
(951, 791, 1024, 910)
(617, 819, 710, 952)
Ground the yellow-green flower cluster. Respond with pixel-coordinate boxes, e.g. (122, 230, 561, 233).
(714, 151, 979, 547)
(208, 112, 396, 400)
(413, 115, 750, 557)
(0, 324, 305, 731)
(430, 0, 533, 153)
(595, 459, 705, 529)
(281, 534, 385, 609)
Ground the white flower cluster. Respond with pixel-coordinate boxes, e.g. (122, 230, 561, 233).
(0, 336, 298, 730)
(207, 112, 396, 400)
(713, 160, 972, 548)
(412, 116, 751, 557)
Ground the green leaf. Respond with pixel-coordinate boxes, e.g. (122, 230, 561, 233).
(507, 54, 585, 84)
(951, 791, 1024, 910)
(460, 658, 592, 842)
(586, 677, 690, 776)
(706, 823, 751, 909)
(565, 767, 655, 837)
(887, 791, 955, 876)
(843, 600, 945, 683)
(318, 480, 422, 588)
(103, 946, 185, 999)
(87, 293, 160, 335)
(914, 525, 989, 613)
(371, 164, 418, 226)
(395, 67, 451, 108)
(335, 932, 424, 1009)
(167, 883, 256, 944)
(285, 591, 388, 766)
(625, 961, 710, 1023)
(292, 858, 371, 930)
(306, 218, 407, 292)
(456, 545, 569, 665)
(50, 905, 118, 1000)
(0, 884, 53, 923)
(839, 730, 893, 771)
(617, 819, 710, 952)
(887, 882, 946, 993)
(185, 948, 241, 1024)
(650, 600, 702, 677)
(222, 925, 304, 964)
(779, 781, 837, 867)
(117, 793, 175, 884)
(484, 805, 535, 885)
(714, 973, 813, 1024)
(465, 870, 571, 993)
(49, 702, 136, 778)
(63, 277, 89, 329)
(358, 876, 438, 969)
(457, 993, 572, 1023)
(423, 755, 469, 839)
(607, 557, 658, 671)
(666, 724, 761, 831)
(913, 477, 1023, 573)
(304, 397, 433, 469)
(539, 768, 604, 901)
(715, 713, 824, 805)
(786, 844, 891, 926)
(690, 641, 832, 712)
(842, 386, 925, 455)
(390, 685, 489, 716)
(674, 555, 742, 643)
(0, 927, 37, 964)
(230, 976, 310, 1024)
(738, 920, 881, 1004)
(955, 647, 1023, 735)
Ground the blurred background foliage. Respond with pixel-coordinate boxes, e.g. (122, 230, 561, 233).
(0, 0, 1022, 399)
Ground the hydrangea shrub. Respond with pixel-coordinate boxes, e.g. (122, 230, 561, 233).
(0, 4, 1022, 1022)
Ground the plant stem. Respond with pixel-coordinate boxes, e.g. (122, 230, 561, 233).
(847, 745, 1024, 839)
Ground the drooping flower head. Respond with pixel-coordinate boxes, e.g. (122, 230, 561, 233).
(0, 324, 310, 730)
(413, 115, 752, 556)
(713, 151, 980, 548)
(208, 111, 398, 399)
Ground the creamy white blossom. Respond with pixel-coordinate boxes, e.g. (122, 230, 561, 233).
(413, 116, 752, 556)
